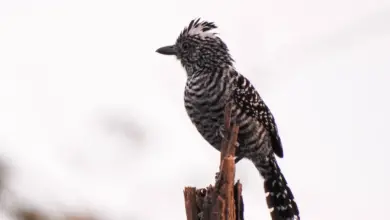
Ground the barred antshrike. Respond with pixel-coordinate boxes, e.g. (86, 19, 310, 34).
(156, 18, 300, 220)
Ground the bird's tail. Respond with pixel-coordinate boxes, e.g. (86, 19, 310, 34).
(253, 155, 300, 220)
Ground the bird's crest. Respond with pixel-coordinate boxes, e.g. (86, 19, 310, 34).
(179, 18, 218, 40)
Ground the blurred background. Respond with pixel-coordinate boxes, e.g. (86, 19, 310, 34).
(0, 0, 389, 219)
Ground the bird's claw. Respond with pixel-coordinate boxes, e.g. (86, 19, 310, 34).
(215, 171, 221, 182)
(198, 212, 204, 220)
(217, 126, 228, 141)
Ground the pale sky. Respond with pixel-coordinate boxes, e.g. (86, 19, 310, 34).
(0, 0, 389, 219)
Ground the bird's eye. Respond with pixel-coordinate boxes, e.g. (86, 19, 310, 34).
(182, 42, 190, 51)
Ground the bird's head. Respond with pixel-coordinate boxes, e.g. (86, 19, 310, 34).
(156, 18, 233, 75)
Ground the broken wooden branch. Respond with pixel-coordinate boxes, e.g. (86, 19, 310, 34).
(183, 104, 244, 220)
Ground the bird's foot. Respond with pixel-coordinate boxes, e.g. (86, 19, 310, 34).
(216, 125, 228, 141)
(198, 211, 204, 220)
(215, 171, 220, 182)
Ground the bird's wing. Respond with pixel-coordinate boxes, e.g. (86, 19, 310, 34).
(232, 73, 284, 158)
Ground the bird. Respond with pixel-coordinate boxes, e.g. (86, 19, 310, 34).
(156, 18, 300, 220)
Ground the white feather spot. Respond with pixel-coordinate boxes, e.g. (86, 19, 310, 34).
(187, 24, 216, 39)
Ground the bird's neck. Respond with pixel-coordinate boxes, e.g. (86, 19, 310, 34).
(185, 63, 234, 78)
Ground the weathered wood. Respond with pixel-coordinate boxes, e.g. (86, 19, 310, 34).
(220, 102, 234, 166)
(184, 187, 199, 220)
(234, 181, 244, 220)
(222, 156, 235, 220)
(183, 104, 244, 220)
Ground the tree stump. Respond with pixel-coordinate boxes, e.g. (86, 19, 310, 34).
(183, 104, 244, 220)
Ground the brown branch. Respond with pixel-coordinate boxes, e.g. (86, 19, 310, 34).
(184, 187, 199, 220)
(219, 102, 233, 166)
(234, 181, 244, 220)
(184, 104, 244, 220)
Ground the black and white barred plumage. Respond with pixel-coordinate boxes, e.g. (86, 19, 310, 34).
(156, 18, 300, 220)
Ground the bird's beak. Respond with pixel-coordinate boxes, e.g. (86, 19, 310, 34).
(156, 45, 177, 55)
